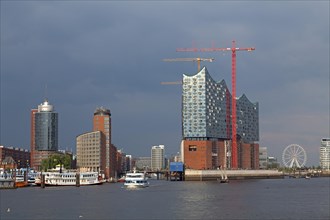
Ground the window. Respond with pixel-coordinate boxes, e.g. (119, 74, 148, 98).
(189, 145, 197, 151)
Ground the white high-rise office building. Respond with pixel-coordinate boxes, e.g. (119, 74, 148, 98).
(151, 145, 165, 171)
(320, 138, 330, 170)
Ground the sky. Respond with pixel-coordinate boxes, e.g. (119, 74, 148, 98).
(1, 1, 329, 167)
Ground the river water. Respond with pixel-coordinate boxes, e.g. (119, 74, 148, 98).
(1, 177, 329, 220)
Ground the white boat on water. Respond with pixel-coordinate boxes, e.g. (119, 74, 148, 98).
(0, 169, 15, 188)
(124, 169, 149, 188)
(35, 166, 104, 186)
(35, 171, 104, 186)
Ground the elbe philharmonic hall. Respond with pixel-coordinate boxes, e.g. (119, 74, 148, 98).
(181, 67, 259, 170)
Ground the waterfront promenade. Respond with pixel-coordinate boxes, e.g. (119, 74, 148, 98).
(185, 169, 284, 181)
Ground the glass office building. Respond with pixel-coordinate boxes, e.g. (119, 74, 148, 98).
(34, 99, 58, 151)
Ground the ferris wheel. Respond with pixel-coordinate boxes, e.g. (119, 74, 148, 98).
(282, 144, 307, 168)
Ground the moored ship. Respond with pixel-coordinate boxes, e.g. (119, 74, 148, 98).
(35, 171, 104, 186)
(35, 166, 105, 186)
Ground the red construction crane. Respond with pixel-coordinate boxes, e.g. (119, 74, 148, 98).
(177, 40, 255, 169)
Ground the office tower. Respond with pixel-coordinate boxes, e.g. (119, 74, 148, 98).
(30, 109, 38, 168)
(30, 99, 58, 170)
(76, 131, 105, 173)
(125, 155, 132, 172)
(320, 138, 330, 170)
(35, 100, 58, 150)
(181, 67, 259, 170)
(93, 107, 116, 179)
(151, 145, 165, 171)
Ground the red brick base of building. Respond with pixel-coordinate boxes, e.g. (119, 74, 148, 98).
(182, 139, 259, 170)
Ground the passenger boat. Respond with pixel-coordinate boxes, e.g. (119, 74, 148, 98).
(124, 169, 149, 188)
(35, 169, 104, 186)
(0, 169, 15, 189)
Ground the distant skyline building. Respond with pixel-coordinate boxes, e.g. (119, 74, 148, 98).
(134, 157, 151, 170)
(125, 155, 132, 172)
(320, 138, 330, 170)
(30, 99, 58, 170)
(259, 147, 268, 169)
(151, 145, 165, 171)
(181, 67, 259, 170)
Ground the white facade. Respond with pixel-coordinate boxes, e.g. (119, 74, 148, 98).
(320, 138, 330, 170)
(259, 147, 268, 169)
(151, 145, 165, 171)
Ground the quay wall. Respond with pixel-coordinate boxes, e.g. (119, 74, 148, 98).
(185, 169, 284, 181)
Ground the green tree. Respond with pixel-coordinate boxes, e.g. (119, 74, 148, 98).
(40, 154, 72, 172)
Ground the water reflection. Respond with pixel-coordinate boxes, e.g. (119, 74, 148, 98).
(1, 178, 329, 219)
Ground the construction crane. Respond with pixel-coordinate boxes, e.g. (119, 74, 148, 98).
(177, 40, 255, 169)
(160, 81, 182, 85)
(162, 57, 215, 72)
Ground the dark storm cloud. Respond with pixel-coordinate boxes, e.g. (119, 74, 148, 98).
(1, 1, 329, 165)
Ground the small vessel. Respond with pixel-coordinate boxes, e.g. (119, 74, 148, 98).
(117, 176, 126, 183)
(27, 172, 38, 186)
(218, 166, 229, 183)
(217, 176, 229, 183)
(124, 168, 149, 188)
(15, 174, 28, 187)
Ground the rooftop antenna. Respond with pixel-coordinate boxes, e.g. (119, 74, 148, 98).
(44, 84, 48, 102)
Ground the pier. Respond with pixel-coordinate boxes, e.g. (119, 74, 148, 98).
(184, 169, 284, 181)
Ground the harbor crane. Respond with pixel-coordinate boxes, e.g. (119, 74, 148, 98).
(161, 57, 215, 85)
(162, 57, 215, 72)
(177, 40, 255, 169)
(160, 81, 182, 85)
